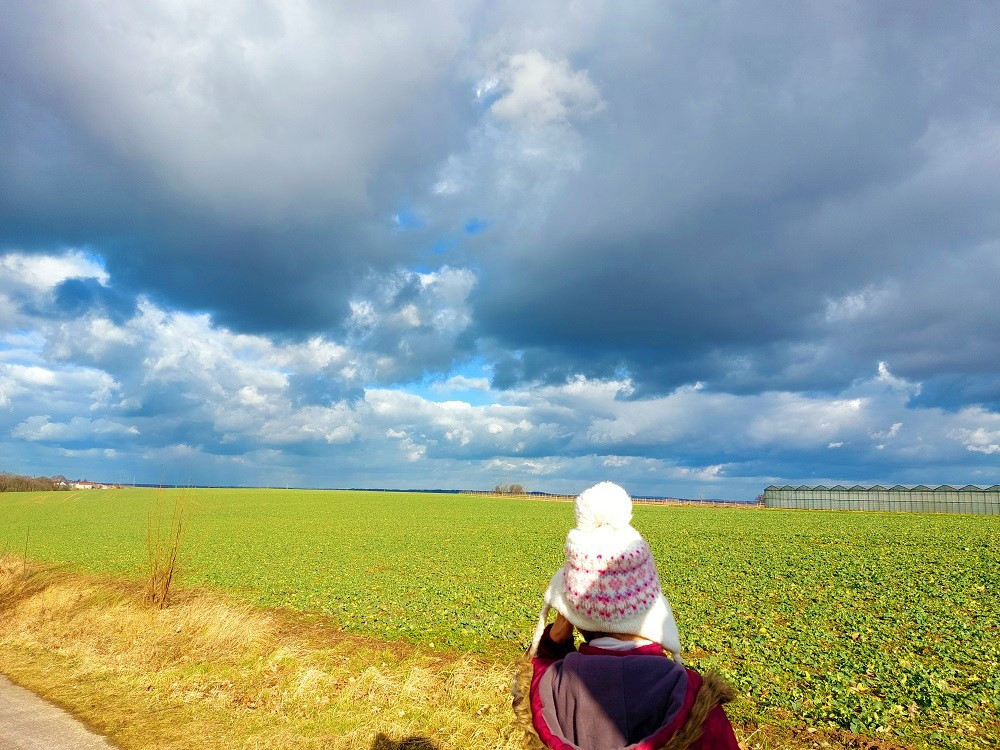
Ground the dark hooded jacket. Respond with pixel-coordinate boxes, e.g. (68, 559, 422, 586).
(513, 625, 740, 750)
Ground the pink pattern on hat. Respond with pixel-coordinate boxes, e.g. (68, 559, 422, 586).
(564, 538, 662, 623)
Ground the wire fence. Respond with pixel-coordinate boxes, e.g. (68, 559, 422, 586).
(461, 490, 760, 509)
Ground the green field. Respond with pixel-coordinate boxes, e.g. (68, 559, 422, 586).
(2, 487, 998, 748)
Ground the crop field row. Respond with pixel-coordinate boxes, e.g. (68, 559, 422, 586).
(2, 487, 998, 749)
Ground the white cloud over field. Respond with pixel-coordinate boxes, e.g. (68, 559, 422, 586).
(3, 251, 999, 497)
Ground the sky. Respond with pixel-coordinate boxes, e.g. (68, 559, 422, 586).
(2, 1, 999, 499)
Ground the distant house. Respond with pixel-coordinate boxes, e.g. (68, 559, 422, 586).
(73, 480, 109, 489)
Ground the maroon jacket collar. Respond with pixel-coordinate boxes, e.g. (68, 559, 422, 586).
(578, 640, 667, 657)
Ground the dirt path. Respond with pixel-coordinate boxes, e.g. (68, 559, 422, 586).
(0, 674, 117, 750)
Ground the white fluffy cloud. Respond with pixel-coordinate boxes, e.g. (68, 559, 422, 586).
(950, 420, 1000, 456)
(0, 252, 477, 476)
(486, 51, 604, 128)
(0, 250, 107, 292)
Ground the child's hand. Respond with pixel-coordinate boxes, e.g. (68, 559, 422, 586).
(551, 612, 574, 644)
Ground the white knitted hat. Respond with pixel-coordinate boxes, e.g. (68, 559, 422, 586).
(529, 482, 682, 662)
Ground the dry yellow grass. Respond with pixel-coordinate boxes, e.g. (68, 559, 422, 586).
(0, 557, 907, 750)
(0, 556, 527, 749)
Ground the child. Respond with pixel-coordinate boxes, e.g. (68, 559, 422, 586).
(513, 482, 740, 749)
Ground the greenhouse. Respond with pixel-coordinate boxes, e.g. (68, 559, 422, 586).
(761, 484, 1000, 515)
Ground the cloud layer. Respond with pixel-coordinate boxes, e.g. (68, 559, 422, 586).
(2, 2, 999, 497)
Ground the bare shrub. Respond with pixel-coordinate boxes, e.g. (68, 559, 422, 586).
(145, 496, 186, 609)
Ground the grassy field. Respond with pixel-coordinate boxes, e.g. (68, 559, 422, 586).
(2, 487, 998, 749)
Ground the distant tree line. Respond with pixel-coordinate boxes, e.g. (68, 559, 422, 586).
(493, 483, 525, 494)
(0, 473, 71, 492)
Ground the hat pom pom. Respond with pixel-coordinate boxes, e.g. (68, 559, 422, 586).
(575, 482, 633, 531)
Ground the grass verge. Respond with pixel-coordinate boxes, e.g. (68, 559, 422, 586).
(0, 556, 523, 749)
(0, 557, 917, 750)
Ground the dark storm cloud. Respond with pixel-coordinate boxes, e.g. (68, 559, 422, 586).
(5, 1, 997, 396)
(471, 2, 1000, 398)
(910, 376, 1000, 413)
(0, 0, 474, 333)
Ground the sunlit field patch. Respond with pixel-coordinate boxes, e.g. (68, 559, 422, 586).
(3, 488, 998, 748)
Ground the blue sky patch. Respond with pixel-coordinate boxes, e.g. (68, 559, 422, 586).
(392, 209, 424, 231)
(463, 218, 491, 235)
